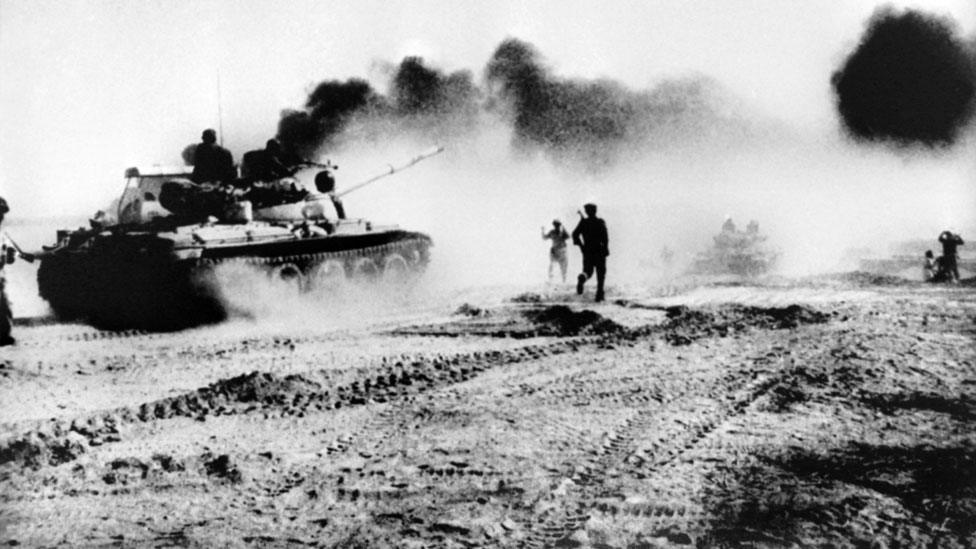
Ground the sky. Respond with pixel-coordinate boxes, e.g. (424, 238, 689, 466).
(0, 0, 974, 289)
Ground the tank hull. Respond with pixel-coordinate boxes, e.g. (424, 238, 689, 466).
(37, 227, 432, 330)
(689, 252, 777, 277)
(688, 228, 779, 277)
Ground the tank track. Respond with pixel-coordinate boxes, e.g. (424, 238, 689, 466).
(198, 238, 430, 272)
(38, 236, 431, 331)
(690, 252, 777, 277)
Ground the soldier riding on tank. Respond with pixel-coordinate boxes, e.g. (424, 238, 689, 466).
(191, 129, 235, 184)
(241, 139, 294, 183)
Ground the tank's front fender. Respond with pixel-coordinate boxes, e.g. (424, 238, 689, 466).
(171, 248, 204, 261)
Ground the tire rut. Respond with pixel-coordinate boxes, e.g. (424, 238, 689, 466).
(0, 337, 601, 470)
(518, 345, 793, 548)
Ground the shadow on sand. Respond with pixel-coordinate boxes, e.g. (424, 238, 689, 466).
(702, 436, 976, 547)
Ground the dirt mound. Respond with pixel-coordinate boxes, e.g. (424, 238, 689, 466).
(862, 392, 976, 421)
(511, 292, 543, 303)
(203, 453, 242, 483)
(0, 373, 322, 469)
(453, 303, 489, 317)
(204, 371, 322, 404)
(830, 271, 915, 286)
(661, 304, 831, 345)
(523, 305, 624, 336)
(0, 431, 88, 469)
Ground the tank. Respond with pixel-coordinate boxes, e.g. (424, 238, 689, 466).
(36, 148, 441, 330)
(688, 220, 779, 277)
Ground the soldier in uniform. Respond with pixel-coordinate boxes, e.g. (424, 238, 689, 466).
(542, 219, 570, 283)
(191, 129, 236, 184)
(938, 230, 965, 283)
(923, 250, 937, 282)
(241, 138, 293, 182)
(1, 197, 17, 346)
(572, 203, 609, 302)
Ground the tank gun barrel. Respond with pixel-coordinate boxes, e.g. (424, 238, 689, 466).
(296, 159, 336, 170)
(334, 146, 444, 199)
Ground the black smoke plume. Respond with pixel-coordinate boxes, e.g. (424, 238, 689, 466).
(485, 39, 633, 162)
(831, 8, 976, 147)
(484, 38, 755, 166)
(277, 39, 760, 165)
(276, 59, 479, 158)
(276, 79, 379, 158)
(392, 56, 478, 118)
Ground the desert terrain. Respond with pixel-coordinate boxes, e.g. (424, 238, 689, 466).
(0, 273, 976, 548)
(1, 274, 974, 548)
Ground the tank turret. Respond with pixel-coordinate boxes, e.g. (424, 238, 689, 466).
(689, 219, 779, 276)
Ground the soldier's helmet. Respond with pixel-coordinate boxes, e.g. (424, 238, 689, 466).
(0, 197, 8, 215)
(583, 203, 597, 215)
(552, 219, 561, 226)
(201, 129, 217, 144)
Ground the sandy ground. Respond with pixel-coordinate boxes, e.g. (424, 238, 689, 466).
(1, 275, 974, 548)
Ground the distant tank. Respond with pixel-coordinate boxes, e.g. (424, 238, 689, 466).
(689, 220, 779, 277)
(35, 148, 441, 330)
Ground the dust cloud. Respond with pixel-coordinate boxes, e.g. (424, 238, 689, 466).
(322, 124, 973, 292)
(272, 36, 974, 296)
(197, 34, 976, 327)
(206, 262, 436, 335)
(9, 32, 975, 326)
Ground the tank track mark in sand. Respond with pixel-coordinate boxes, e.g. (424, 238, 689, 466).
(0, 338, 600, 470)
(517, 347, 793, 548)
(8, 296, 975, 547)
(517, 321, 972, 548)
(0, 303, 836, 470)
(302, 332, 827, 547)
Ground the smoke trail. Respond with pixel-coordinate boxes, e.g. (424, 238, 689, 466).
(376, 56, 481, 144)
(276, 79, 380, 158)
(392, 56, 479, 118)
(274, 59, 480, 159)
(831, 8, 976, 147)
(485, 39, 633, 164)
(484, 38, 762, 166)
(278, 38, 770, 166)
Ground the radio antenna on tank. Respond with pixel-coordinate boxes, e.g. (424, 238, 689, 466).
(217, 72, 225, 146)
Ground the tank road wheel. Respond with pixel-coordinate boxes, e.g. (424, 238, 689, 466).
(382, 253, 411, 283)
(269, 262, 305, 292)
(408, 246, 430, 273)
(351, 257, 380, 281)
(310, 259, 347, 291)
